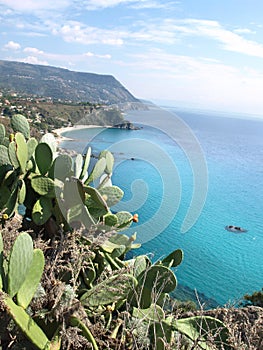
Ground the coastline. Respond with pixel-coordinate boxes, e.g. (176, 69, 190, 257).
(53, 124, 110, 144)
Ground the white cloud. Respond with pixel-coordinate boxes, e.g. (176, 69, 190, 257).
(179, 19, 263, 58)
(234, 28, 255, 34)
(19, 56, 49, 65)
(116, 48, 263, 114)
(24, 47, 44, 54)
(52, 21, 124, 46)
(83, 52, 111, 59)
(83, 0, 172, 10)
(0, 0, 71, 12)
(4, 40, 21, 50)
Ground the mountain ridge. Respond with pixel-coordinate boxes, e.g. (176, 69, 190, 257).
(0, 59, 139, 105)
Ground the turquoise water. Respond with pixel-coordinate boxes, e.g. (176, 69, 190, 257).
(61, 105, 263, 306)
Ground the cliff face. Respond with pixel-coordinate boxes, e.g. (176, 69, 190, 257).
(0, 60, 139, 105)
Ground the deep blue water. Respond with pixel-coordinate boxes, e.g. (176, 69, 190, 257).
(61, 105, 263, 306)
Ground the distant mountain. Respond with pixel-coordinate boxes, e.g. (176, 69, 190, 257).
(0, 60, 139, 105)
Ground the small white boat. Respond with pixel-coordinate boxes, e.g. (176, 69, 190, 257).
(225, 225, 248, 233)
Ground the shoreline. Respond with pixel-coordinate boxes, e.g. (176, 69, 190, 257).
(53, 124, 110, 144)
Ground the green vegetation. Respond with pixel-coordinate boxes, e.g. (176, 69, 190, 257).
(243, 288, 263, 307)
(0, 114, 259, 349)
(0, 94, 124, 134)
(0, 59, 139, 104)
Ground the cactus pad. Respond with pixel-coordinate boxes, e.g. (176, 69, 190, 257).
(31, 176, 56, 197)
(8, 232, 34, 298)
(11, 114, 30, 139)
(0, 123, 5, 143)
(99, 186, 123, 207)
(35, 143, 53, 175)
(17, 248, 45, 309)
(0, 145, 10, 166)
(32, 197, 52, 225)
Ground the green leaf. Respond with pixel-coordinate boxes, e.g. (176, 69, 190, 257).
(8, 141, 20, 169)
(0, 145, 10, 166)
(99, 186, 124, 207)
(74, 154, 83, 178)
(157, 249, 184, 268)
(80, 273, 137, 307)
(80, 146, 91, 181)
(27, 137, 38, 160)
(133, 304, 165, 322)
(0, 233, 3, 289)
(4, 296, 50, 349)
(31, 176, 56, 197)
(8, 232, 34, 298)
(35, 143, 53, 175)
(15, 132, 27, 173)
(49, 154, 72, 181)
(40, 133, 57, 153)
(86, 157, 106, 184)
(17, 249, 45, 309)
(172, 316, 231, 350)
(32, 197, 52, 225)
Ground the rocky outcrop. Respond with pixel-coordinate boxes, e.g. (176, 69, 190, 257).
(113, 121, 140, 130)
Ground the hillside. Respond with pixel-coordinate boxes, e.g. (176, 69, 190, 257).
(0, 60, 139, 105)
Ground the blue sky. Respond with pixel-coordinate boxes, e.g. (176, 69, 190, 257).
(1, 0, 263, 115)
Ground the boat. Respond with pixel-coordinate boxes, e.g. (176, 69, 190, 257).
(225, 225, 248, 233)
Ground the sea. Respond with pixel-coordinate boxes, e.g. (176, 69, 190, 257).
(60, 103, 263, 307)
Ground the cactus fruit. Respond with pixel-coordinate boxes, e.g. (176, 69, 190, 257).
(11, 114, 30, 139)
(8, 232, 34, 298)
(132, 213, 139, 223)
(35, 143, 53, 175)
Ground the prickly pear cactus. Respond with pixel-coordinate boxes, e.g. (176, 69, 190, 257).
(15, 132, 28, 173)
(11, 114, 30, 139)
(0, 123, 5, 143)
(80, 273, 137, 308)
(35, 142, 53, 175)
(17, 248, 45, 309)
(8, 232, 34, 298)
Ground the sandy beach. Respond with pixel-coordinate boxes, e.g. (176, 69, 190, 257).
(53, 124, 110, 144)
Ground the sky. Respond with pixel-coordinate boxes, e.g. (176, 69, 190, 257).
(1, 0, 263, 115)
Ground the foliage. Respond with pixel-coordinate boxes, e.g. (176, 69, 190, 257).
(0, 59, 139, 104)
(0, 113, 232, 349)
(243, 288, 263, 307)
(0, 114, 133, 235)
